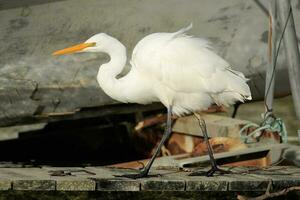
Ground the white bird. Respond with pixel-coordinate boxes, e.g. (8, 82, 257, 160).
(53, 24, 251, 177)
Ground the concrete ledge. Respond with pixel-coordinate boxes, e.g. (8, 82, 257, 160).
(13, 180, 56, 191)
(0, 166, 298, 192)
(56, 180, 95, 191)
(141, 179, 185, 191)
(96, 179, 140, 191)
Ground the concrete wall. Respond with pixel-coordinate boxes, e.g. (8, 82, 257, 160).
(0, 0, 300, 125)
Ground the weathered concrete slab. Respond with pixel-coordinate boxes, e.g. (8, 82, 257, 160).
(41, 167, 96, 191)
(141, 179, 185, 191)
(1, 0, 300, 126)
(13, 180, 56, 191)
(227, 173, 269, 191)
(162, 143, 289, 168)
(56, 180, 95, 191)
(0, 168, 55, 191)
(243, 166, 300, 191)
(0, 168, 51, 180)
(0, 166, 298, 192)
(96, 179, 140, 191)
(160, 169, 230, 191)
(0, 180, 11, 190)
(185, 176, 229, 191)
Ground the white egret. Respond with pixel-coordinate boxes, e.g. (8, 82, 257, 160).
(53, 24, 251, 178)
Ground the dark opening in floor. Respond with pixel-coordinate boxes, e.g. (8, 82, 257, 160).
(0, 113, 157, 167)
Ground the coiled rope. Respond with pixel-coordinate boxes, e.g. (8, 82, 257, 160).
(239, 112, 287, 144)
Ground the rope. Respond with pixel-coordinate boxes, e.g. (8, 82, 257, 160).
(239, 4, 291, 144)
(239, 114, 287, 144)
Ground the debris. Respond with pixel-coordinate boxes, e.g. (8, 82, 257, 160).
(237, 180, 300, 200)
(116, 112, 286, 170)
(172, 113, 251, 138)
(134, 106, 225, 132)
(161, 145, 172, 156)
(175, 143, 289, 168)
(109, 159, 148, 169)
(49, 169, 96, 176)
(135, 114, 167, 132)
(191, 137, 247, 156)
(166, 133, 203, 155)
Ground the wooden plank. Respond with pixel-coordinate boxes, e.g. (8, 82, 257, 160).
(111, 144, 289, 170)
(172, 143, 289, 168)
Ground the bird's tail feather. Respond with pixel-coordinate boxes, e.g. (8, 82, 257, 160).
(212, 70, 252, 106)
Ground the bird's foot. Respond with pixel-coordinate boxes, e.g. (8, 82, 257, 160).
(116, 172, 147, 179)
(206, 166, 230, 177)
(189, 166, 231, 177)
(115, 169, 157, 179)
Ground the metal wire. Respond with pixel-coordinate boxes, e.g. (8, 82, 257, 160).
(239, 4, 292, 144)
(264, 5, 292, 112)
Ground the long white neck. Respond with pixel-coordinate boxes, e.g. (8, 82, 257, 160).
(96, 38, 129, 102)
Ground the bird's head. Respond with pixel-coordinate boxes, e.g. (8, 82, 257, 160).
(53, 33, 113, 55)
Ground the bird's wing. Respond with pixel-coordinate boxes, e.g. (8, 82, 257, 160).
(132, 25, 249, 96)
(159, 36, 230, 93)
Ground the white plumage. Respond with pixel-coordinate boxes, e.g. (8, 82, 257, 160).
(53, 24, 252, 177)
(54, 24, 252, 116)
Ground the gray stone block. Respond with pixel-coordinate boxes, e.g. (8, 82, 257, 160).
(96, 179, 140, 191)
(13, 180, 55, 191)
(186, 179, 228, 191)
(141, 179, 185, 191)
(0, 180, 11, 190)
(56, 179, 95, 191)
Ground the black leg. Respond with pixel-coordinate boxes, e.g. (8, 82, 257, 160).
(116, 106, 173, 179)
(191, 114, 230, 177)
(231, 102, 241, 118)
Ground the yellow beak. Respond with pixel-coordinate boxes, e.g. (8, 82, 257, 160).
(52, 42, 96, 55)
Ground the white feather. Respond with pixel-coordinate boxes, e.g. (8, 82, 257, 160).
(76, 25, 252, 116)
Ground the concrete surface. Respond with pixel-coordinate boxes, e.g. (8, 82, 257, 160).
(1, 0, 300, 126)
(0, 166, 298, 192)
